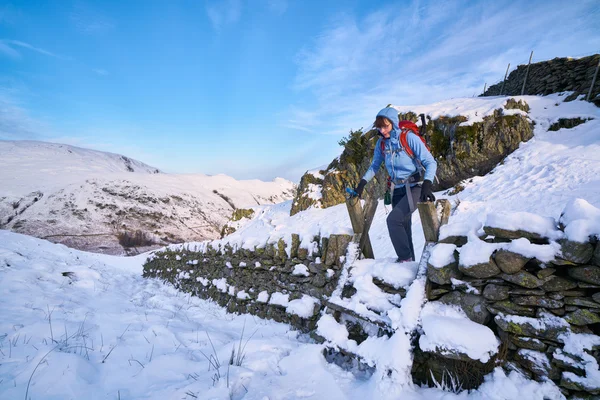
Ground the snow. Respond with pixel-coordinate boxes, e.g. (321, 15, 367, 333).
(292, 264, 310, 276)
(458, 236, 500, 267)
(419, 302, 499, 362)
(286, 295, 319, 318)
(5, 92, 600, 398)
(0, 140, 296, 255)
(268, 292, 290, 307)
(429, 243, 457, 268)
(560, 198, 600, 242)
(485, 211, 563, 240)
(557, 332, 600, 391)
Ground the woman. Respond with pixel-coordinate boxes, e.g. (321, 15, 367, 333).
(354, 107, 437, 262)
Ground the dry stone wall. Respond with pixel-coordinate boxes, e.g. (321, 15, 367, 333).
(142, 233, 353, 332)
(483, 54, 600, 103)
(420, 216, 600, 397)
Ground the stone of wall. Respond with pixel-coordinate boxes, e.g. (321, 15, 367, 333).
(483, 54, 600, 103)
(142, 233, 353, 332)
(420, 220, 600, 397)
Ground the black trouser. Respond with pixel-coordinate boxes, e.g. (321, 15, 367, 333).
(387, 185, 422, 261)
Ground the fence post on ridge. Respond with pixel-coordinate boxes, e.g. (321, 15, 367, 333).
(500, 63, 510, 96)
(521, 51, 534, 95)
(587, 56, 600, 101)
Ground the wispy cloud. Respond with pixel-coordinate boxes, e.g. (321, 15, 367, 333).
(288, 0, 600, 136)
(93, 68, 109, 76)
(0, 39, 62, 59)
(206, 0, 242, 30)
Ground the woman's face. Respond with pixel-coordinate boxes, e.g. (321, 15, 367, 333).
(378, 120, 392, 138)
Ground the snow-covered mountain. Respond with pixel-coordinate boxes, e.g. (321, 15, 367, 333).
(0, 141, 296, 254)
(1, 93, 599, 399)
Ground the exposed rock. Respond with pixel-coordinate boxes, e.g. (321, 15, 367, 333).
(495, 314, 569, 341)
(483, 54, 600, 102)
(493, 249, 531, 274)
(510, 336, 547, 352)
(515, 349, 553, 378)
(512, 296, 564, 309)
(537, 268, 556, 279)
(564, 297, 600, 309)
(541, 276, 579, 292)
(593, 242, 600, 267)
(593, 292, 600, 303)
(509, 289, 546, 296)
(483, 226, 546, 242)
(487, 300, 536, 318)
(560, 375, 600, 394)
(565, 309, 600, 326)
(568, 265, 600, 285)
(559, 239, 594, 264)
(459, 257, 501, 279)
(500, 271, 547, 288)
(561, 290, 588, 297)
(439, 235, 468, 247)
(428, 288, 450, 300)
(439, 292, 491, 325)
(482, 284, 510, 301)
(427, 261, 460, 285)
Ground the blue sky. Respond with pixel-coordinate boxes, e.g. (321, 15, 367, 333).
(1, 0, 599, 182)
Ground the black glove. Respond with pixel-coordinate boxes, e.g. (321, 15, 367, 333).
(420, 180, 435, 202)
(355, 179, 367, 198)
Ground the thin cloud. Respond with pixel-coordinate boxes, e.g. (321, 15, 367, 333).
(93, 68, 109, 76)
(206, 0, 242, 30)
(1, 39, 61, 58)
(288, 0, 600, 134)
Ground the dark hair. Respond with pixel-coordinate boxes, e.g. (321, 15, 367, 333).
(373, 116, 392, 129)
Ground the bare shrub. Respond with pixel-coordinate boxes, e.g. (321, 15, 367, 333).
(117, 230, 154, 248)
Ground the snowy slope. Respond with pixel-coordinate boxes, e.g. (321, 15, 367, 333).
(1, 93, 598, 399)
(179, 93, 600, 262)
(0, 141, 296, 255)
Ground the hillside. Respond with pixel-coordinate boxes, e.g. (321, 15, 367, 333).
(0, 141, 296, 255)
(1, 92, 599, 399)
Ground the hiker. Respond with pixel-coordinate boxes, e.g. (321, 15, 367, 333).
(354, 107, 437, 262)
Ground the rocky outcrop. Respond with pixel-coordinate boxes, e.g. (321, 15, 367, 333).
(291, 105, 533, 215)
(482, 54, 600, 103)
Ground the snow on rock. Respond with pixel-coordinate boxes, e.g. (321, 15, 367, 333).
(350, 258, 418, 289)
(420, 302, 499, 362)
(316, 314, 350, 344)
(286, 295, 319, 318)
(485, 211, 563, 240)
(429, 243, 457, 268)
(257, 290, 269, 303)
(557, 332, 600, 392)
(269, 292, 290, 307)
(439, 221, 481, 241)
(458, 237, 501, 267)
(560, 198, 600, 242)
(292, 264, 310, 276)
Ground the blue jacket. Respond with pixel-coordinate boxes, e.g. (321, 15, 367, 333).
(362, 107, 437, 184)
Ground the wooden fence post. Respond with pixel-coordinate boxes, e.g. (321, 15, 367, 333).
(587, 56, 600, 101)
(500, 63, 510, 96)
(521, 51, 534, 96)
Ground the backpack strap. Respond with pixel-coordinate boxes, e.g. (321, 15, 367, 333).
(399, 130, 415, 159)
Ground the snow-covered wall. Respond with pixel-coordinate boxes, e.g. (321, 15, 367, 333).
(142, 233, 353, 331)
(418, 200, 600, 396)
